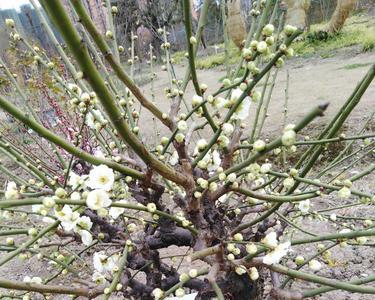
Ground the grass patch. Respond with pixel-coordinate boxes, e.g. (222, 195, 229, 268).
(341, 62, 373, 70)
(172, 50, 188, 65)
(172, 15, 374, 69)
(293, 14, 375, 56)
(172, 41, 241, 69)
(195, 47, 240, 69)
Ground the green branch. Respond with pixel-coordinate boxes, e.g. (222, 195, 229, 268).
(0, 94, 143, 180)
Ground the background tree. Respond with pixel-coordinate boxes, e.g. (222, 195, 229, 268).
(326, 0, 358, 33)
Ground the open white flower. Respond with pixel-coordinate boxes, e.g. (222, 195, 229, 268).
(169, 151, 179, 166)
(232, 89, 251, 120)
(262, 231, 278, 249)
(93, 251, 108, 273)
(67, 83, 82, 96)
(212, 97, 228, 109)
(283, 177, 295, 189)
(5, 18, 15, 28)
(86, 190, 111, 210)
(298, 199, 310, 214)
(282, 130, 296, 146)
(23, 276, 43, 284)
(87, 165, 114, 191)
(86, 109, 106, 129)
(222, 123, 234, 136)
(260, 163, 272, 174)
(338, 186, 351, 199)
(92, 271, 106, 284)
(263, 241, 291, 265)
(93, 251, 119, 274)
(78, 230, 93, 246)
(250, 267, 259, 281)
(5, 181, 19, 200)
(207, 150, 221, 172)
(109, 200, 127, 219)
(68, 172, 84, 189)
(76, 216, 93, 231)
(309, 259, 322, 271)
(192, 95, 203, 106)
(32, 204, 44, 215)
(177, 120, 188, 132)
(152, 288, 164, 299)
(55, 205, 80, 232)
(93, 149, 106, 159)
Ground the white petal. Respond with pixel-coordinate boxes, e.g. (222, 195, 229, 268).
(79, 230, 93, 246)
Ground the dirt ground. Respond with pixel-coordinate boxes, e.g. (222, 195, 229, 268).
(139, 48, 374, 144)
(0, 47, 374, 299)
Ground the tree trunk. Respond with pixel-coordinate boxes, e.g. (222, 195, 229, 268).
(285, 0, 311, 29)
(227, 0, 246, 48)
(326, 0, 357, 33)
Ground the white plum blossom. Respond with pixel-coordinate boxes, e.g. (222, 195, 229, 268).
(222, 123, 234, 136)
(298, 199, 310, 214)
(262, 24, 274, 36)
(260, 163, 272, 174)
(253, 140, 266, 152)
(309, 259, 322, 271)
(68, 172, 85, 189)
(282, 130, 297, 146)
(93, 251, 119, 274)
(92, 271, 106, 284)
(5, 181, 19, 200)
(231, 89, 251, 120)
(86, 109, 106, 129)
(246, 243, 257, 254)
(93, 149, 106, 159)
(249, 267, 259, 280)
(87, 165, 114, 191)
(212, 97, 228, 109)
(177, 120, 188, 132)
(71, 191, 81, 201)
(338, 186, 351, 199)
(152, 288, 164, 299)
(248, 163, 261, 174)
(262, 231, 278, 249)
(208, 150, 221, 172)
(257, 41, 268, 53)
(76, 216, 93, 230)
(330, 213, 337, 221)
(78, 229, 93, 246)
(86, 189, 112, 210)
(235, 265, 247, 275)
(251, 91, 261, 102)
(192, 95, 203, 106)
(109, 200, 128, 219)
(169, 151, 179, 166)
(67, 83, 82, 96)
(196, 139, 208, 151)
(5, 18, 15, 28)
(283, 177, 295, 189)
(23, 276, 43, 284)
(263, 241, 291, 265)
(55, 205, 80, 231)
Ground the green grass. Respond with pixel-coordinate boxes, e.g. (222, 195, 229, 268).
(171, 15, 374, 69)
(172, 41, 241, 69)
(341, 62, 373, 70)
(195, 43, 240, 69)
(293, 15, 375, 57)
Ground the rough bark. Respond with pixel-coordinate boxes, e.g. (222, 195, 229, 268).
(326, 0, 357, 33)
(227, 0, 247, 48)
(285, 0, 311, 29)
